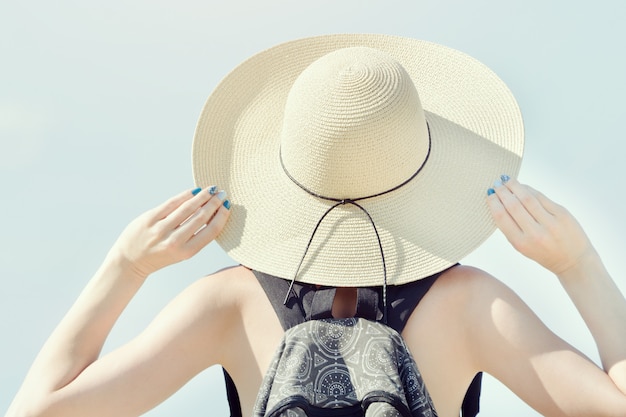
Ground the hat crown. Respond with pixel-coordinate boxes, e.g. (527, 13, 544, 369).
(280, 47, 430, 198)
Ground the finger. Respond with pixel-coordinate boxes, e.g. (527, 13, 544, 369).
(492, 181, 539, 233)
(186, 202, 232, 254)
(149, 188, 203, 223)
(176, 191, 227, 238)
(487, 191, 523, 242)
(527, 186, 564, 216)
(504, 179, 553, 225)
(163, 186, 218, 229)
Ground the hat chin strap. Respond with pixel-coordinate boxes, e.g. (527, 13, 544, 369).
(280, 124, 432, 324)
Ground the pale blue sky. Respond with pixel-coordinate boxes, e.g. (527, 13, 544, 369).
(1, 1, 625, 415)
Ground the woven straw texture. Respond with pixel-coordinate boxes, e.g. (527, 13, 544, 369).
(192, 34, 524, 286)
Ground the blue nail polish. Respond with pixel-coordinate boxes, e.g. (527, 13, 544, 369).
(223, 199, 231, 210)
(501, 174, 510, 183)
(493, 180, 503, 188)
(216, 190, 227, 201)
(191, 187, 202, 196)
(487, 188, 495, 196)
(208, 185, 218, 195)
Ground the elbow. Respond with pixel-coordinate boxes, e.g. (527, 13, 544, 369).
(5, 395, 55, 417)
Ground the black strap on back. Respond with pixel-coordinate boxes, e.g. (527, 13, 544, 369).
(355, 287, 380, 321)
(308, 287, 380, 322)
(224, 368, 242, 417)
(254, 269, 440, 333)
(308, 287, 336, 320)
(462, 373, 483, 416)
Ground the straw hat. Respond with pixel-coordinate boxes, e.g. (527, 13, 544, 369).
(192, 34, 524, 287)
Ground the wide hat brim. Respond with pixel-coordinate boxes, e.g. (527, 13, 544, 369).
(192, 34, 524, 287)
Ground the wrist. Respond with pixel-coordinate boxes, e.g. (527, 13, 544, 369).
(556, 247, 606, 285)
(103, 247, 150, 284)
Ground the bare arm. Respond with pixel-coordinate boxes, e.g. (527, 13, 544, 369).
(6, 187, 231, 417)
(476, 178, 626, 415)
(556, 254, 626, 393)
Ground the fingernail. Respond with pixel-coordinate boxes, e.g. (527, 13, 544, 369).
(191, 187, 202, 196)
(216, 190, 227, 201)
(493, 180, 503, 188)
(487, 188, 496, 196)
(223, 199, 231, 210)
(501, 174, 510, 183)
(208, 185, 218, 195)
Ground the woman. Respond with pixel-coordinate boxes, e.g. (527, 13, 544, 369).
(6, 34, 626, 417)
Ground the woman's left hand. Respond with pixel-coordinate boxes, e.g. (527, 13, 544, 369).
(486, 177, 595, 276)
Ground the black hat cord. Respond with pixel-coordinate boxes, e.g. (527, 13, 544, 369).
(280, 124, 432, 324)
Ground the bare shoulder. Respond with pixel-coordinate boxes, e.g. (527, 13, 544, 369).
(149, 266, 266, 364)
(415, 264, 541, 360)
(429, 264, 547, 343)
(183, 265, 263, 310)
(401, 265, 512, 415)
(171, 266, 242, 322)
(186, 263, 280, 333)
(409, 265, 507, 326)
(431, 264, 502, 297)
(201, 266, 284, 416)
(195, 264, 273, 310)
(213, 265, 284, 354)
(424, 266, 626, 416)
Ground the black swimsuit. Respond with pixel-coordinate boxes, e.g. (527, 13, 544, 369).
(223, 268, 482, 416)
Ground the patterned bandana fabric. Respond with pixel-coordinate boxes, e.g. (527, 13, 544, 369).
(253, 318, 438, 417)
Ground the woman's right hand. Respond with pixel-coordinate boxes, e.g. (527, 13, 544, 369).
(111, 186, 231, 278)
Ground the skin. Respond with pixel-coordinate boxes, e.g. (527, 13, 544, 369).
(5, 178, 626, 417)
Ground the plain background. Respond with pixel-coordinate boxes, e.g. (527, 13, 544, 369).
(1, 1, 625, 415)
